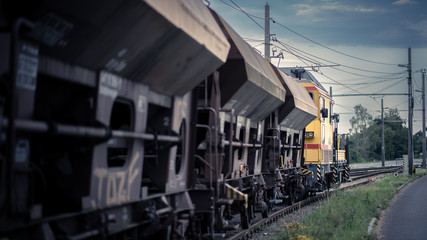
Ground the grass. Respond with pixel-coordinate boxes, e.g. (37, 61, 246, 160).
(277, 169, 427, 240)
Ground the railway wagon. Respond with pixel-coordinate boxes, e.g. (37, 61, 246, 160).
(188, 10, 318, 236)
(0, 0, 230, 239)
(281, 68, 349, 190)
(262, 67, 318, 205)
(191, 10, 288, 233)
(0, 0, 346, 238)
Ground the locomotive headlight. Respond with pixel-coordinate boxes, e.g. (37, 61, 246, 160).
(305, 132, 314, 138)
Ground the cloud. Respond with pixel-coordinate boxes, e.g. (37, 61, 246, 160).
(376, 28, 404, 41)
(408, 20, 427, 39)
(293, 3, 384, 17)
(392, 0, 417, 5)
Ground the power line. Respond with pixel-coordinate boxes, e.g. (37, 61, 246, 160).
(391, 100, 408, 108)
(218, 0, 404, 107)
(375, 79, 405, 93)
(217, 0, 399, 67)
(218, 0, 264, 20)
(315, 74, 406, 91)
(335, 103, 355, 111)
(276, 40, 404, 77)
(279, 41, 399, 74)
(316, 71, 365, 95)
(324, 79, 398, 86)
(273, 41, 405, 81)
(270, 19, 398, 66)
(242, 37, 264, 42)
(353, 78, 404, 93)
(279, 43, 313, 68)
(218, 1, 403, 82)
(229, 0, 264, 30)
(329, 67, 405, 79)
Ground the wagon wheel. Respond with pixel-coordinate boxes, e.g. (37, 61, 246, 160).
(287, 189, 296, 205)
(240, 204, 253, 229)
(261, 201, 270, 218)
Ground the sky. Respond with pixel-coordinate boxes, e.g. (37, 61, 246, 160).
(208, 0, 427, 134)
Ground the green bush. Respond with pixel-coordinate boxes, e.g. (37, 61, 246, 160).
(279, 170, 427, 240)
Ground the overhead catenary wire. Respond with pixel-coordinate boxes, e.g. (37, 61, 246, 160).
(278, 42, 319, 69)
(271, 42, 406, 87)
(218, 0, 404, 88)
(315, 71, 366, 95)
(251, 42, 265, 48)
(414, 74, 422, 90)
(242, 37, 264, 42)
(272, 42, 323, 66)
(350, 76, 405, 92)
(218, 0, 264, 20)
(371, 79, 405, 93)
(275, 40, 404, 77)
(270, 19, 398, 66)
(335, 103, 355, 111)
(229, 0, 264, 30)
(273, 40, 406, 99)
(391, 99, 408, 108)
(324, 79, 400, 86)
(217, 0, 399, 67)
(217, 0, 408, 111)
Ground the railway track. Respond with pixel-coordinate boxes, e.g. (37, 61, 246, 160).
(349, 166, 402, 181)
(225, 166, 402, 240)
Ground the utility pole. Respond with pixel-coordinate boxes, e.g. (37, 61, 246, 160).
(331, 87, 336, 165)
(422, 69, 426, 169)
(399, 48, 413, 174)
(264, 3, 270, 59)
(381, 98, 385, 167)
(407, 47, 413, 175)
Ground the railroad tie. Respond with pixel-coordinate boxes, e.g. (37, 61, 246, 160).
(225, 183, 248, 209)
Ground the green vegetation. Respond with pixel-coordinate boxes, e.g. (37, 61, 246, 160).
(277, 170, 427, 240)
(413, 131, 426, 158)
(347, 105, 408, 163)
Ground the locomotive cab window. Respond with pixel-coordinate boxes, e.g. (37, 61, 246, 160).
(319, 96, 325, 121)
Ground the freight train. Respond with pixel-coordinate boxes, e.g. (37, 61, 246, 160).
(0, 0, 347, 239)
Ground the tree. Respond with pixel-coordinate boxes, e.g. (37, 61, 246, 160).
(349, 104, 372, 134)
(347, 105, 407, 163)
(383, 108, 407, 159)
(414, 131, 424, 158)
(348, 105, 373, 162)
(369, 108, 407, 161)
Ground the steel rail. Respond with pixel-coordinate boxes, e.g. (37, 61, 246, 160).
(226, 179, 374, 240)
(350, 167, 402, 181)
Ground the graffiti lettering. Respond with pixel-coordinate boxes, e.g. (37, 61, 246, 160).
(93, 152, 141, 207)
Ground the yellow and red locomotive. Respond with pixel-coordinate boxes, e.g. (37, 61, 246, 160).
(281, 68, 348, 190)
